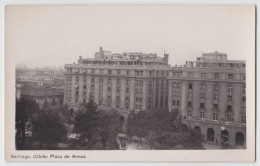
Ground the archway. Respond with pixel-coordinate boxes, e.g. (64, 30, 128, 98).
(194, 126, 201, 134)
(182, 124, 188, 132)
(221, 130, 229, 148)
(207, 128, 214, 142)
(70, 108, 74, 117)
(120, 115, 125, 127)
(235, 132, 244, 146)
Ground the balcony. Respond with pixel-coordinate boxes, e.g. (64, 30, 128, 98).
(182, 117, 246, 128)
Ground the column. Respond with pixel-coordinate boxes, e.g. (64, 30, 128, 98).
(205, 82, 213, 119)
(219, 82, 228, 121)
(120, 78, 126, 109)
(129, 78, 135, 110)
(71, 75, 76, 104)
(78, 75, 84, 103)
(103, 77, 108, 106)
(233, 83, 242, 123)
(112, 78, 117, 108)
(86, 75, 91, 101)
(94, 77, 99, 104)
(192, 81, 200, 118)
(168, 80, 173, 112)
(142, 79, 147, 110)
(181, 81, 187, 116)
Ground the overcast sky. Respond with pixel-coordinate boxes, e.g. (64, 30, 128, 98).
(5, 5, 254, 68)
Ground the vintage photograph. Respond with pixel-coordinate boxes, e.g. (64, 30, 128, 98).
(5, 4, 255, 161)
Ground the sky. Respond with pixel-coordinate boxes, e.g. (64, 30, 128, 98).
(5, 5, 255, 68)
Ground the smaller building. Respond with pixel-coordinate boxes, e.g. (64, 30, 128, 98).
(20, 84, 64, 109)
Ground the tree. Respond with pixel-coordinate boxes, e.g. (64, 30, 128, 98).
(73, 98, 122, 150)
(16, 97, 39, 149)
(31, 110, 67, 149)
(126, 109, 204, 150)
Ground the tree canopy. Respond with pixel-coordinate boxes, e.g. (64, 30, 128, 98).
(31, 110, 67, 149)
(73, 98, 122, 150)
(126, 109, 204, 150)
(16, 97, 39, 149)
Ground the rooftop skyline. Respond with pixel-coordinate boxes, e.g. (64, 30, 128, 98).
(6, 5, 254, 68)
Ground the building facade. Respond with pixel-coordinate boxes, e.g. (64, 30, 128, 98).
(20, 84, 64, 109)
(64, 47, 170, 114)
(64, 48, 246, 148)
(168, 52, 246, 148)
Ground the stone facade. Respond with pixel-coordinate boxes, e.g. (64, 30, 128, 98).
(168, 52, 246, 148)
(64, 48, 246, 148)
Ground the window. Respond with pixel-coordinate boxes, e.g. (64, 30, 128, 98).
(228, 74, 233, 80)
(227, 105, 232, 111)
(215, 73, 219, 79)
(200, 103, 205, 109)
(200, 84, 205, 90)
(117, 79, 120, 85)
(201, 73, 206, 79)
(188, 102, 192, 107)
(188, 111, 191, 117)
(117, 87, 120, 92)
(188, 83, 192, 89)
(214, 85, 220, 91)
(188, 92, 192, 99)
(228, 86, 233, 92)
(200, 112, 204, 119)
(76, 76, 79, 82)
(243, 86, 246, 93)
(242, 116, 246, 124)
(126, 80, 130, 85)
(213, 113, 218, 120)
(176, 92, 180, 98)
(213, 104, 218, 110)
(200, 93, 205, 99)
(176, 100, 180, 106)
(91, 69, 95, 74)
(242, 96, 246, 103)
(227, 115, 232, 122)
(108, 70, 111, 74)
(214, 94, 218, 100)
(172, 100, 176, 105)
(127, 70, 130, 75)
(117, 70, 120, 75)
(228, 96, 232, 102)
(126, 88, 129, 93)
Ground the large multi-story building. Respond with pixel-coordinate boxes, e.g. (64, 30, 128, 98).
(168, 51, 246, 148)
(64, 47, 170, 113)
(64, 48, 246, 148)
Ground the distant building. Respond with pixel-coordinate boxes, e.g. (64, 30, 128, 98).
(168, 51, 246, 148)
(20, 84, 64, 109)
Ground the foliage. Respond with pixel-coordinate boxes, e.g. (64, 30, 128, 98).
(31, 110, 67, 149)
(126, 109, 204, 150)
(73, 98, 122, 150)
(15, 97, 39, 149)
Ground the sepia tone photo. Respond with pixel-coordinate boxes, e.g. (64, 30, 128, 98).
(5, 4, 255, 162)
